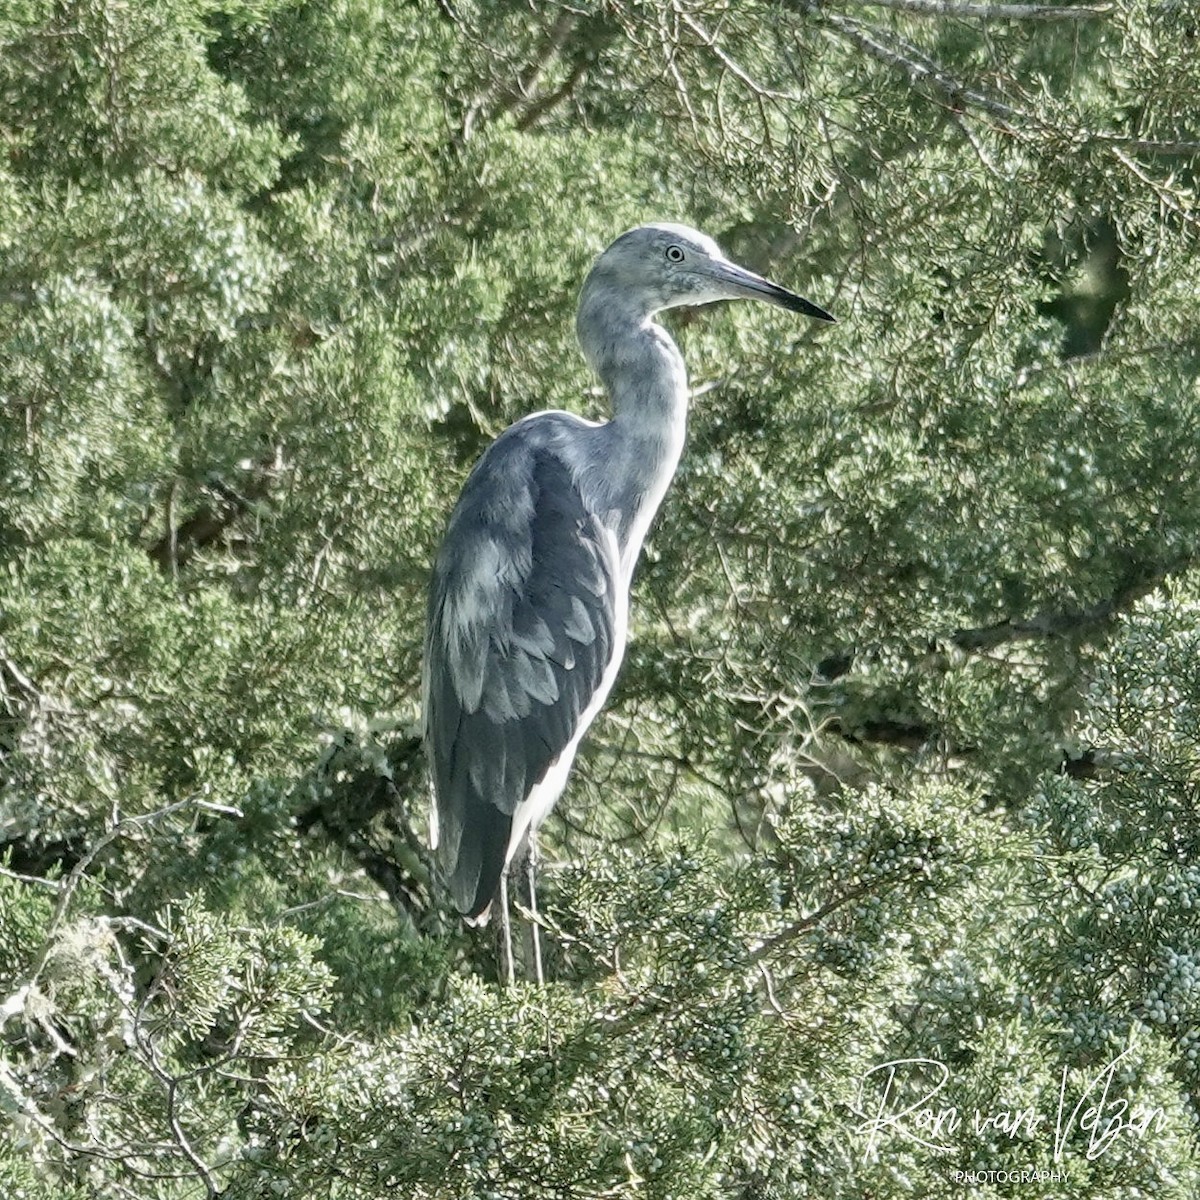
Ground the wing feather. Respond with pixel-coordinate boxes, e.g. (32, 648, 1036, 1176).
(424, 425, 620, 917)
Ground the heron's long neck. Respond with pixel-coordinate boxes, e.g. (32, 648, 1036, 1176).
(576, 286, 689, 552)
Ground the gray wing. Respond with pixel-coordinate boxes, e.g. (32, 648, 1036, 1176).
(424, 426, 620, 917)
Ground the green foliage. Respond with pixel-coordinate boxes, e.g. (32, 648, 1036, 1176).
(3, 0, 1200, 1195)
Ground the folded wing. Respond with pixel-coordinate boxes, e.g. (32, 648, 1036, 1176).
(424, 428, 620, 917)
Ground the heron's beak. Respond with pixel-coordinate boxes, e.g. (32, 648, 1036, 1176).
(713, 259, 836, 323)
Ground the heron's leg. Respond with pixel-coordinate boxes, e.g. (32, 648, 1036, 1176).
(526, 840, 544, 986)
(499, 870, 515, 987)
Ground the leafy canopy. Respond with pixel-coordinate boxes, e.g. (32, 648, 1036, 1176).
(2, 0, 1200, 1196)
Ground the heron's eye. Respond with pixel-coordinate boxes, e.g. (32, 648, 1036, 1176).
(665, 245, 685, 263)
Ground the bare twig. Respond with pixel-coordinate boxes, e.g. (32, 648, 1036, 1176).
(132, 1000, 222, 1198)
(0, 865, 62, 889)
(679, 10, 806, 104)
(757, 960, 791, 1019)
(1109, 145, 1200, 229)
(749, 874, 899, 964)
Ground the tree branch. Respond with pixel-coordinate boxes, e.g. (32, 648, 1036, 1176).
(488, 11, 578, 123)
(951, 554, 1191, 653)
(799, 1, 1039, 134)
(837, 0, 1114, 20)
(513, 55, 593, 132)
(791, 0, 1200, 156)
(510, 15, 617, 132)
(808, 554, 1193, 762)
(749, 868, 922, 964)
(294, 730, 434, 925)
(147, 460, 279, 574)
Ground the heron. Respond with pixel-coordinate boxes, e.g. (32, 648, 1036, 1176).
(424, 223, 834, 983)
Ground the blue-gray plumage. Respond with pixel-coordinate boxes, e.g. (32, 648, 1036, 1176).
(424, 223, 833, 960)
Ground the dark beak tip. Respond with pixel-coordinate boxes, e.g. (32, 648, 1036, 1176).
(793, 297, 836, 324)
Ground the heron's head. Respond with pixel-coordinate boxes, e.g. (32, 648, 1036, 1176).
(584, 222, 835, 323)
